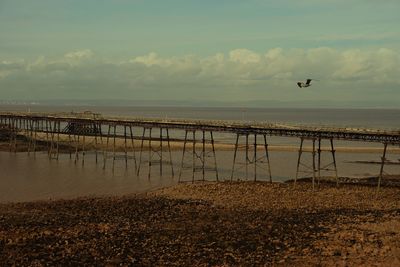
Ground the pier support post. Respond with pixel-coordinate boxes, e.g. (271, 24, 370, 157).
(178, 130, 188, 182)
(98, 123, 104, 164)
(68, 130, 72, 159)
(377, 142, 388, 192)
(129, 125, 137, 173)
(136, 127, 174, 179)
(263, 134, 273, 183)
(136, 128, 146, 176)
(210, 131, 219, 181)
(94, 123, 99, 164)
(27, 119, 34, 155)
(202, 130, 205, 181)
(147, 127, 152, 179)
(317, 138, 321, 185)
(245, 134, 249, 180)
(48, 120, 56, 159)
(112, 124, 117, 173)
(192, 130, 196, 183)
(330, 139, 339, 186)
(230, 133, 272, 182)
(295, 137, 339, 188)
(166, 129, 174, 178)
(179, 130, 218, 182)
(14, 118, 18, 152)
(48, 121, 53, 158)
(254, 134, 257, 182)
(74, 134, 80, 164)
(45, 120, 50, 151)
(160, 128, 163, 176)
(103, 125, 111, 170)
(124, 125, 128, 169)
(294, 138, 315, 187)
(8, 117, 17, 152)
(33, 120, 37, 156)
(49, 120, 60, 160)
(312, 139, 316, 190)
(82, 127, 86, 166)
(230, 133, 240, 182)
(56, 121, 60, 160)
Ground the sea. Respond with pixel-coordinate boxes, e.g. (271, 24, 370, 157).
(1, 105, 399, 202)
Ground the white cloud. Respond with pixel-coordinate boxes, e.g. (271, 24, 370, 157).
(64, 49, 93, 61)
(64, 49, 94, 66)
(131, 52, 172, 67)
(0, 60, 24, 79)
(1, 47, 399, 102)
(229, 49, 261, 64)
(265, 48, 283, 60)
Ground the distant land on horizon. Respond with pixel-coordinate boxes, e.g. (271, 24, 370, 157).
(0, 99, 399, 109)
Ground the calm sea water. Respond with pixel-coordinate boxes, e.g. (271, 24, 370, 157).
(1, 105, 399, 202)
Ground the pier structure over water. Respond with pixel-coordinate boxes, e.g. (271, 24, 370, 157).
(0, 112, 399, 190)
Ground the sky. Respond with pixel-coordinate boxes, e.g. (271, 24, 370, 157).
(0, 0, 399, 107)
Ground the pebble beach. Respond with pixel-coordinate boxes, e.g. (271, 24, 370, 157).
(1, 182, 400, 266)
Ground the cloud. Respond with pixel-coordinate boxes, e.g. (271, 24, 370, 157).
(229, 49, 261, 64)
(63, 49, 94, 66)
(131, 52, 172, 67)
(64, 49, 93, 61)
(0, 60, 25, 79)
(0, 47, 399, 102)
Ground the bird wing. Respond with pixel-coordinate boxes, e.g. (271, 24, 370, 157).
(306, 79, 312, 84)
(297, 82, 302, 88)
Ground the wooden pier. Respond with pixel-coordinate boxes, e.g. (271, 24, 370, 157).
(0, 111, 399, 189)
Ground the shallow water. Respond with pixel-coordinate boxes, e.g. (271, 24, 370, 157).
(1, 145, 398, 202)
(0, 105, 399, 202)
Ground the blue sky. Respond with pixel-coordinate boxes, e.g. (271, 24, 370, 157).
(0, 0, 399, 106)
(1, 0, 399, 58)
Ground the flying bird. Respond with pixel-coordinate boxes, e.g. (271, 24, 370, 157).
(297, 79, 313, 88)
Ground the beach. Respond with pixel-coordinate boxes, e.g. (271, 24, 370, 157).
(1, 182, 399, 266)
(2, 0, 400, 264)
(1, 109, 400, 265)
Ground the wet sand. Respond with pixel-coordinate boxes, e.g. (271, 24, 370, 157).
(1, 182, 400, 266)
